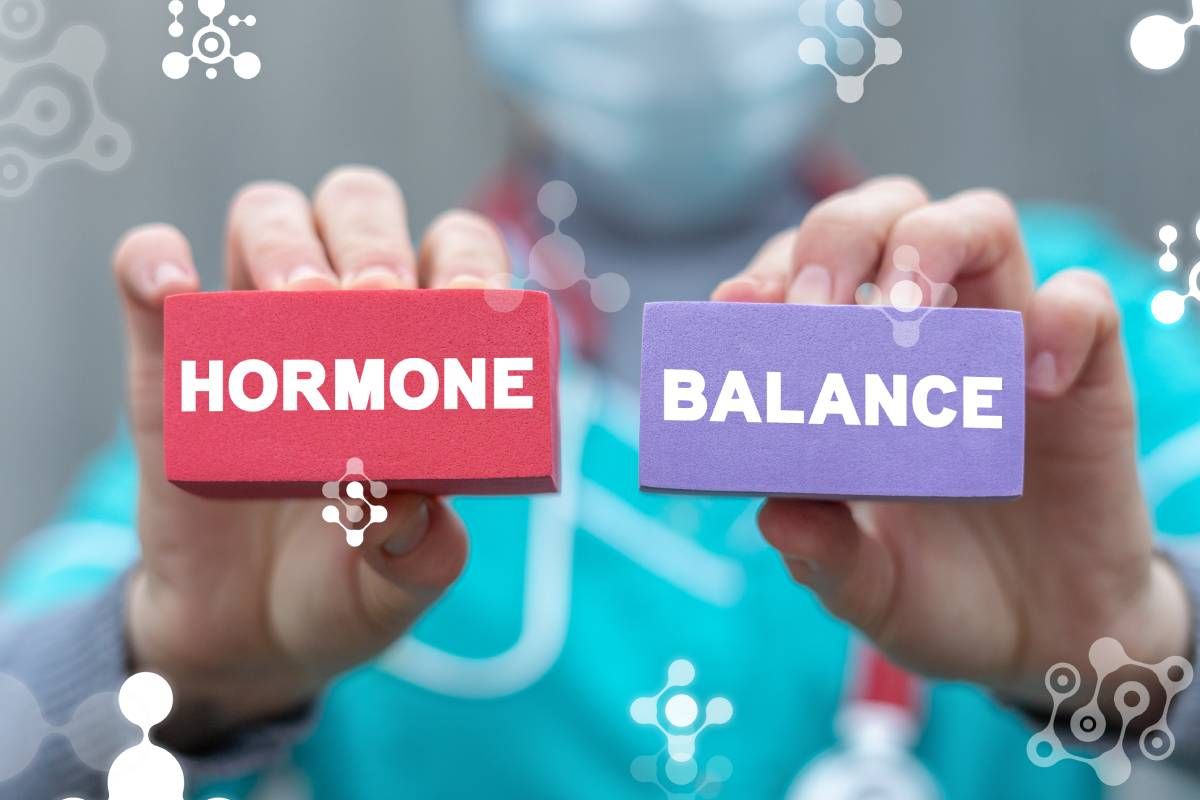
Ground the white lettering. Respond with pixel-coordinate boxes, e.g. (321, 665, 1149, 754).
(229, 359, 278, 413)
(711, 370, 762, 423)
(182, 360, 224, 412)
(809, 373, 861, 426)
(494, 358, 534, 410)
(766, 372, 805, 424)
(389, 358, 440, 411)
(283, 360, 329, 411)
(664, 369, 707, 421)
(661, 369, 1005, 430)
(865, 373, 907, 427)
(913, 375, 957, 428)
(963, 376, 1003, 430)
(334, 359, 384, 411)
(445, 358, 487, 410)
(179, 357, 538, 414)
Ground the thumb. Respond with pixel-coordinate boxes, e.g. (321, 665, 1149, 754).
(353, 495, 469, 632)
(757, 500, 898, 639)
(112, 225, 200, 471)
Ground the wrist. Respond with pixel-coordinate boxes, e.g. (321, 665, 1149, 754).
(995, 553, 1193, 711)
(1133, 554, 1193, 665)
(125, 568, 320, 751)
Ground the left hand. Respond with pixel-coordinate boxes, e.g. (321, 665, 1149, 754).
(714, 176, 1191, 704)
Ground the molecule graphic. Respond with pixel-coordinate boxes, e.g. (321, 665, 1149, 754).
(855, 245, 957, 347)
(321, 457, 389, 548)
(798, 0, 903, 103)
(630, 659, 734, 799)
(0, 671, 135, 784)
(0, 0, 132, 197)
(484, 180, 630, 315)
(61, 673, 230, 800)
(1130, 1, 1200, 71)
(1027, 637, 1193, 787)
(162, 0, 261, 81)
(1151, 220, 1200, 325)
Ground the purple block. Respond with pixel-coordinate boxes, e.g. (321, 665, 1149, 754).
(639, 302, 1025, 499)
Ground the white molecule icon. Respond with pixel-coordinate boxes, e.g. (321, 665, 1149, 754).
(321, 457, 388, 548)
(1027, 638, 1193, 787)
(0, 0, 133, 197)
(856, 245, 957, 347)
(630, 660, 733, 798)
(798, 0, 903, 103)
(62, 673, 229, 800)
(162, 0, 260, 81)
(485, 180, 630, 314)
(1151, 219, 1200, 325)
(1130, 1, 1200, 71)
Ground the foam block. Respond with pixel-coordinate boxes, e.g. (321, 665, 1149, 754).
(163, 289, 560, 497)
(639, 302, 1024, 499)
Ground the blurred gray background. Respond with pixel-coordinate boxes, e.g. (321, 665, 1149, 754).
(0, 0, 1196, 552)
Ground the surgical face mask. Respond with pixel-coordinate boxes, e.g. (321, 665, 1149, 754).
(468, 0, 832, 235)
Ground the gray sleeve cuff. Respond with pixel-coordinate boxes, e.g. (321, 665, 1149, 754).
(1158, 540, 1200, 769)
(996, 543, 1200, 772)
(0, 570, 317, 799)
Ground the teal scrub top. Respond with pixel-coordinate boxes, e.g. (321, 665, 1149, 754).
(3, 207, 1197, 799)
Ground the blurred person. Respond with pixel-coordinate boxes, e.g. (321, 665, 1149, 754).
(2, 2, 1200, 799)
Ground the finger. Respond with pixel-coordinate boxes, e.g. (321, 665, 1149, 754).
(787, 176, 930, 305)
(357, 496, 469, 623)
(712, 230, 796, 302)
(312, 166, 417, 289)
(112, 225, 200, 456)
(418, 210, 511, 289)
(877, 189, 1033, 312)
(226, 181, 337, 291)
(1025, 269, 1127, 400)
(758, 499, 898, 638)
(1022, 270, 1142, 543)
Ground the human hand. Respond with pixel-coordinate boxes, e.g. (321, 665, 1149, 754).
(714, 177, 1191, 704)
(113, 167, 509, 747)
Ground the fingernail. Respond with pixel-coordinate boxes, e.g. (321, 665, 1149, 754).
(346, 266, 404, 289)
(282, 265, 334, 289)
(383, 500, 431, 557)
(447, 274, 490, 289)
(143, 262, 191, 296)
(714, 277, 762, 301)
(788, 265, 832, 305)
(1028, 351, 1059, 395)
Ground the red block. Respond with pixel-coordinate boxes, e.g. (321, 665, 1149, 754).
(163, 289, 560, 497)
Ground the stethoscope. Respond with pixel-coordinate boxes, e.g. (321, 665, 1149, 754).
(376, 176, 749, 697)
(787, 641, 941, 800)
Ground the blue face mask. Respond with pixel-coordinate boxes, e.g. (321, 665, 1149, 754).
(469, 0, 832, 235)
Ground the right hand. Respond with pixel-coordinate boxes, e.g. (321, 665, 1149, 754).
(113, 167, 509, 748)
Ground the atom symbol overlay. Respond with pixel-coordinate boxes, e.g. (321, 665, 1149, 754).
(855, 245, 957, 348)
(1027, 637, 1193, 787)
(1151, 220, 1200, 325)
(485, 180, 630, 315)
(321, 457, 388, 548)
(798, 0, 903, 103)
(629, 659, 734, 799)
(162, 0, 260, 81)
(1130, 1, 1200, 71)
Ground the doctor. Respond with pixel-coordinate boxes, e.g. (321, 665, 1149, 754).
(2, 2, 1199, 799)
